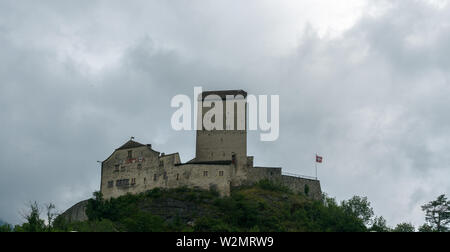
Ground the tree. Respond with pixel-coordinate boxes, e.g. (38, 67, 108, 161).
(393, 222, 415, 232)
(19, 202, 46, 232)
(0, 223, 13, 232)
(341, 196, 374, 227)
(45, 203, 58, 231)
(421, 194, 449, 232)
(370, 216, 390, 232)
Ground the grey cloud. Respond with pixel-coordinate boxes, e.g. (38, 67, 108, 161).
(0, 0, 449, 227)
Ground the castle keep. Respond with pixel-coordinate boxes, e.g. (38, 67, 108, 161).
(100, 90, 322, 200)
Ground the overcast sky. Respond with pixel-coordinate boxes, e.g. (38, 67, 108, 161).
(1, 0, 449, 227)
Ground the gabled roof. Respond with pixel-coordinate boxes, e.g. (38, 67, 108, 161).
(116, 140, 145, 150)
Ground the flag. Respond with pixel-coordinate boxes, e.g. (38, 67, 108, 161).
(316, 155, 323, 163)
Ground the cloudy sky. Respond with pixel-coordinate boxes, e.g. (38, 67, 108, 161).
(1, 0, 449, 227)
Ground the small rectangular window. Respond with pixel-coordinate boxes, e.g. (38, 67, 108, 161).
(114, 165, 119, 172)
(203, 171, 208, 177)
(128, 150, 132, 159)
(108, 181, 113, 188)
(153, 174, 157, 181)
(176, 174, 179, 180)
(219, 171, 224, 177)
(159, 160, 164, 167)
(137, 163, 142, 169)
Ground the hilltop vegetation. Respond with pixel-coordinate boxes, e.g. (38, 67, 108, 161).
(1, 180, 448, 232)
(53, 181, 366, 232)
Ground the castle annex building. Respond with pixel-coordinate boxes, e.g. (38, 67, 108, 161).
(100, 90, 321, 200)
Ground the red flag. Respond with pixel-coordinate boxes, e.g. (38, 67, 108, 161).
(316, 155, 323, 163)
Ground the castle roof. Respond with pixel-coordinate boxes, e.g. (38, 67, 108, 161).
(176, 159, 233, 166)
(116, 140, 145, 150)
(201, 90, 247, 100)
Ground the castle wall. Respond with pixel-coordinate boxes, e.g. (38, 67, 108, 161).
(100, 145, 233, 199)
(247, 166, 282, 183)
(281, 175, 322, 200)
(174, 164, 232, 196)
(246, 166, 322, 199)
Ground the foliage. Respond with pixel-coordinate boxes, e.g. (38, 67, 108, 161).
(421, 194, 449, 232)
(74, 182, 367, 232)
(10, 183, 447, 232)
(341, 196, 374, 227)
(0, 223, 13, 232)
(370, 216, 391, 232)
(17, 202, 46, 232)
(393, 223, 415, 232)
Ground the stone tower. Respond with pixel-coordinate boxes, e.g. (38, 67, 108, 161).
(194, 90, 249, 185)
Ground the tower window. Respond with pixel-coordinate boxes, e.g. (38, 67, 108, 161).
(219, 171, 224, 176)
(137, 163, 142, 169)
(203, 171, 208, 177)
(128, 150, 132, 159)
(176, 174, 179, 180)
(116, 179, 129, 187)
(153, 174, 157, 181)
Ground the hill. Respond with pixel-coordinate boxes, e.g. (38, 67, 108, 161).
(53, 180, 366, 232)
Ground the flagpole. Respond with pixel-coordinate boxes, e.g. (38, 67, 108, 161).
(315, 153, 318, 180)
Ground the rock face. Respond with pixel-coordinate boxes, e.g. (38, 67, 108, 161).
(60, 200, 89, 222)
(138, 197, 212, 223)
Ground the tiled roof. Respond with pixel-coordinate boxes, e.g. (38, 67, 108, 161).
(116, 140, 145, 150)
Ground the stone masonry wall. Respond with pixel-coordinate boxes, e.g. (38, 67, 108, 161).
(281, 175, 322, 200)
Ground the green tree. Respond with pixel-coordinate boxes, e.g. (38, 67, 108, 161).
(370, 216, 390, 232)
(0, 223, 13, 232)
(393, 222, 415, 232)
(418, 224, 434, 232)
(421, 194, 449, 232)
(341, 196, 374, 227)
(19, 202, 46, 232)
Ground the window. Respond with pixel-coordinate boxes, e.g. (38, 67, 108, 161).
(144, 177, 146, 184)
(116, 179, 130, 187)
(176, 174, 179, 180)
(163, 172, 167, 180)
(114, 165, 119, 172)
(108, 181, 113, 188)
(137, 163, 142, 169)
(121, 166, 125, 172)
(219, 171, 224, 177)
(131, 178, 136, 185)
(159, 160, 164, 167)
(203, 171, 208, 177)
(153, 174, 157, 181)
(128, 150, 132, 159)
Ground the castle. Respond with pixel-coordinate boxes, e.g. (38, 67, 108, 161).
(61, 90, 322, 222)
(99, 90, 321, 200)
